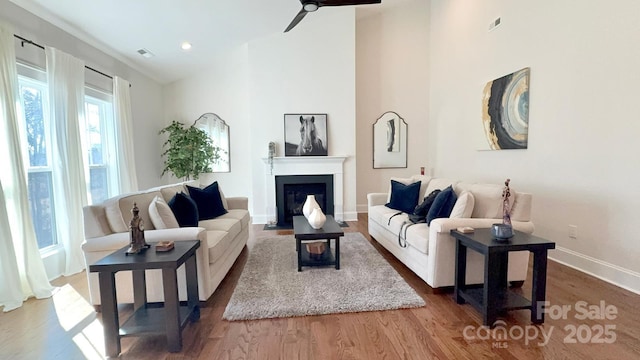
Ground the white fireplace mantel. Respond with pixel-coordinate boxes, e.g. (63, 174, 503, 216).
(261, 156, 347, 223)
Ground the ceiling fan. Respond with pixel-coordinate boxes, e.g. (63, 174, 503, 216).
(284, 0, 382, 33)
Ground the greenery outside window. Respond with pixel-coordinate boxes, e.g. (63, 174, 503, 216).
(18, 69, 58, 251)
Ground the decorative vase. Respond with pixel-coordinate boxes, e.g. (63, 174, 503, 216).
(492, 223, 513, 241)
(308, 207, 327, 229)
(302, 195, 320, 219)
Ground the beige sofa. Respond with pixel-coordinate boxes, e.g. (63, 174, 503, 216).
(368, 176, 534, 290)
(82, 181, 250, 305)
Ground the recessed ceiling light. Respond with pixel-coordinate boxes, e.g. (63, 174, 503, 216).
(181, 42, 192, 51)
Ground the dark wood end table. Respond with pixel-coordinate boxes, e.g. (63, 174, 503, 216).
(293, 215, 345, 271)
(450, 229, 555, 327)
(89, 240, 200, 357)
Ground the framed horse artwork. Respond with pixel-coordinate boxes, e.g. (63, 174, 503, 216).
(284, 114, 328, 156)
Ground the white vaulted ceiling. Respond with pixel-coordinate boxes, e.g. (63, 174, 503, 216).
(9, 0, 407, 84)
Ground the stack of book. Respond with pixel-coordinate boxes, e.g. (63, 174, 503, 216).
(155, 240, 175, 252)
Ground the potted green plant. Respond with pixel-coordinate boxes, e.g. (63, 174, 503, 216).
(159, 120, 222, 180)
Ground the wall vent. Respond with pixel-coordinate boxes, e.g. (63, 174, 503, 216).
(136, 48, 155, 58)
(489, 17, 501, 31)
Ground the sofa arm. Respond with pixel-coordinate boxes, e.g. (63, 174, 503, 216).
(82, 227, 207, 254)
(226, 197, 248, 210)
(429, 218, 535, 235)
(367, 193, 388, 208)
(83, 205, 113, 238)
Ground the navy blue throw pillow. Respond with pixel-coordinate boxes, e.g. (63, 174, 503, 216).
(168, 192, 199, 227)
(385, 180, 421, 214)
(186, 181, 227, 220)
(426, 185, 458, 225)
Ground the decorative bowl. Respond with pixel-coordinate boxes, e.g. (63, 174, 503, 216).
(492, 223, 513, 241)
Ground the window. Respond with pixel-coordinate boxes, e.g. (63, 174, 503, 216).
(18, 73, 57, 250)
(84, 90, 117, 205)
(17, 63, 119, 251)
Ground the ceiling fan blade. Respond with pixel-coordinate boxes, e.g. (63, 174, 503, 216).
(284, 8, 309, 32)
(319, 0, 381, 7)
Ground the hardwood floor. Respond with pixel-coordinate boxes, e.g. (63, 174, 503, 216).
(2, 214, 639, 359)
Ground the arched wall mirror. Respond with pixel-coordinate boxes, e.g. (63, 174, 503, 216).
(195, 113, 230, 172)
(373, 111, 407, 168)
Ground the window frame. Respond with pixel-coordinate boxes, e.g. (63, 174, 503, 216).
(17, 63, 60, 253)
(83, 87, 118, 205)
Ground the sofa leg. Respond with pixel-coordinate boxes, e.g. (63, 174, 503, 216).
(431, 286, 453, 295)
(509, 280, 525, 288)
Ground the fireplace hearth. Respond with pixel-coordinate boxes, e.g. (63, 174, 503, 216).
(275, 175, 334, 227)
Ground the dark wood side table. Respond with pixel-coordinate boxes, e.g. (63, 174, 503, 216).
(450, 229, 555, 327)
(293, 215, 344, 271)
(89, 240, 200, 357)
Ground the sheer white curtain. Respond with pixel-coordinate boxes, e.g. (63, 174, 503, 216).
(0, 22, 53, 312)
(113, 76, 138, 193)
(46, 47, 88, 276)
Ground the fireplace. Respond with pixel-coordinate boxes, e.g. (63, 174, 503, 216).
(261, 156, 346, 225)
(275, 175, 334, 227)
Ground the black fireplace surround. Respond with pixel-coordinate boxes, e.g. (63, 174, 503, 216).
(275, 175, 334, 227)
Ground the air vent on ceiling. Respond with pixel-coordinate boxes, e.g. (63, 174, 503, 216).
(137, 48, 155, 58)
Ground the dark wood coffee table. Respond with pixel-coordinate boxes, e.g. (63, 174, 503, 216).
(293, 215, 344, 271)
(450, 229, 555, 327)
(89, 240, 200, 357)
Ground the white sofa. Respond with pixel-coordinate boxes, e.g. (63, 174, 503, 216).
(368, 176, 534, 290)
(82, 181, 250, 305)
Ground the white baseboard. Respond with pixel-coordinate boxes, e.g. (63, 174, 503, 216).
(356, 203, 368, 213)
(549, 246, 640, 295)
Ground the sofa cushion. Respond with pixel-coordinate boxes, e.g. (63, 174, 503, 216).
(426, 186, 458, 225)
(160, 183, 188, 203)
(107, 191, 161, 232)
(404, 223, 430, 255)
(215, 209, 250, 230)
(104, 197, 128, 233)
(168, 192, 199, 227)
(369, 204, 400, 228)
(206, 230, 233, 265)
(469, 183, 515, 219)
(510, 192, 532, 222)
(369, 203, 429, 254)
(449, 190, 475, 219)
(425, 178, 457, 196)
(386, 180, 421, 214)
(187, 181, 227, 220)
(198, 218, 242, 240)
(149, 196, 179, 229)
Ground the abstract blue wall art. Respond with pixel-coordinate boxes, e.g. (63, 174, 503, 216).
(481, 67, 530, 150)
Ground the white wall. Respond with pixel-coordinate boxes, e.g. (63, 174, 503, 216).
(249, 9, 357, 223)
(430, 0, 640, 293)
(355, 1, 430, 212)
(163, 45, 252, 199)
(162, 8, 358, 222)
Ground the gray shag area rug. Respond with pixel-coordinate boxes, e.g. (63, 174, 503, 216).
(222, 232, 425, 321)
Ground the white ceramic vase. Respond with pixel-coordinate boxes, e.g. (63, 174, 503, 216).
(308, 207, 327, 229)
(302, 195, 320, 219)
